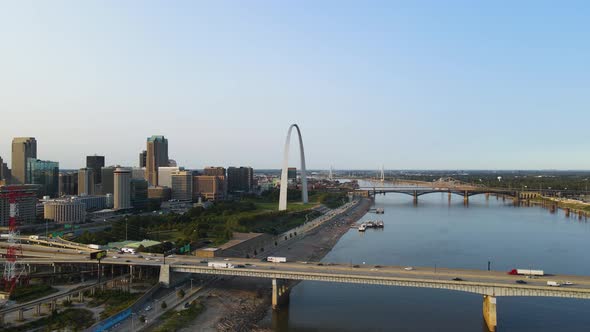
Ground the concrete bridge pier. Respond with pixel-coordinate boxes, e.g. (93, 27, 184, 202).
(463, 191, 469, 205)
(485, 193, 489, 200)
(272, 279, 290, 309)
(35, 304, 41, 316)
(413, 191, 418, 205)
(17, 308, 24, 321)
(158, 264, 186, 288)
(483, 295, 497, 332)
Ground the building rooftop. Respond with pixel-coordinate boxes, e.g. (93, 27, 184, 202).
(107, 239, 162, 249)
(147, 135, 167, 142)
(217, 232, 265, 251)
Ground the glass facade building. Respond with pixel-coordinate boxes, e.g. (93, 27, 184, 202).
(27, 158, 59, 198)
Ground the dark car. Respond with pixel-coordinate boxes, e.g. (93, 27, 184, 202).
(352, 265, 360, 268)
(374, 265, 382, 268)
(125, 260, 131, 263)
(236, 264, 246, 268)
(317, 263, 324, 266)
(199, 260, 208, 264)
(452, 277, 464, 281)
(516, 280, 527, 284)
(184, 302, 190, 308)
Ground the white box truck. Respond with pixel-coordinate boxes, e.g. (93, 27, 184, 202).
(208, 262, 234, 268)
(267, 256, 287, 263)
(547, 281, 561, 287)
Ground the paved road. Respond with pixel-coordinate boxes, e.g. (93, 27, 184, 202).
(10, 248, 590, 295)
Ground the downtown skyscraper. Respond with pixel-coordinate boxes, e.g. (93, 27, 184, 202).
(145, 135, 168, 186)
(11, 137, 37, 184)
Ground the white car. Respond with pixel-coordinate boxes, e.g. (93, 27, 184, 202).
(144, 305, 152, 311)
(564, 281, 574, 285)
(112, 256, 119, 259)
(404, 267, 414, 271)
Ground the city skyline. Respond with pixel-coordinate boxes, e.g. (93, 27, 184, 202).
(2, 1, 590, 169)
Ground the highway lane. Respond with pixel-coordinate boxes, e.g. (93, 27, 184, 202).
(10, 248, 590, 293)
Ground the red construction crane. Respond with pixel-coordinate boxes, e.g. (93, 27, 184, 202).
(1, 186, 33, 293)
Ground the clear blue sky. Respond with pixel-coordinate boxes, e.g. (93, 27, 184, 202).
(1, 1, 589, 170)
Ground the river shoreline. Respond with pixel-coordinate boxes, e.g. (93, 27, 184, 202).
(180, 198, 372, 332)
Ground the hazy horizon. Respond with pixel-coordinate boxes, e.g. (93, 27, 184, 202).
(2, 1, 589, 170)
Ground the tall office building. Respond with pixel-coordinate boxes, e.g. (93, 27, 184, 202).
(114, 167, 131, 210)
(43, 197, 86, 224)
(171, 170, 193, 201)
(130, 179, 148, 210)
(0, 185, 38, 226)
(0, 156, 11, 184)
(11, 137, 37, 184)
(139, 150, 147, 168)
(27, 158, 59, 198)
(131, 167, 145, 180)
(227, 166, 254, 192)
(86, 155, 105, 186)
(193, 175, 226, 201)
(101, 166, 116, 195)
(145, 135, 169, 186)
(204, 167, 226, 177)
(59, 172, 78, 196)
(288, 167, 297, 180)
(78, 168, 94, 196)
(157, 166, 180, 188)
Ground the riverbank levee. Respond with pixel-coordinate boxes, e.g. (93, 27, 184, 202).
(179, 198, 371, 331)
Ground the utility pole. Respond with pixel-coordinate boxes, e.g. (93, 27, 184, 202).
(125, 218, 128, 241)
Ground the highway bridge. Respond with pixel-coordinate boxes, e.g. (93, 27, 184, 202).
(6, 245, 590, 331)
(353, 186, 590, 205)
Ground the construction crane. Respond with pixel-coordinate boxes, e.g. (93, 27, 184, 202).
(1, 185, 32, 294)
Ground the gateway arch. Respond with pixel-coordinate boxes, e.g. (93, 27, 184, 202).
(279, 124, 308, 211)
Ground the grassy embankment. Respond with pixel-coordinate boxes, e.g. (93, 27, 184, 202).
(11, 284, 59, 303)
(87, 289, 143, 319)
(6, 308, 95, 331)
(152, 300, 205, 332)
(76, 190, 347, 250)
